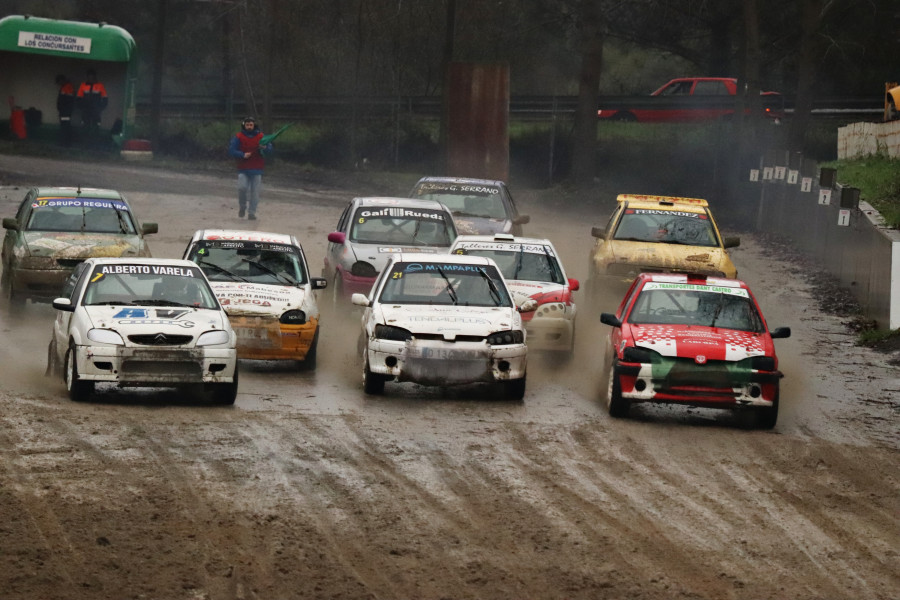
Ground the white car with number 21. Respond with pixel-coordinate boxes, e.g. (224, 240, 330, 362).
(48, 257, 238, 404)
(352, 252, 535, 399)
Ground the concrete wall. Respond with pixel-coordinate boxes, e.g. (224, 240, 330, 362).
(837, 120, 900, 159)
(742, 157, 900, 330)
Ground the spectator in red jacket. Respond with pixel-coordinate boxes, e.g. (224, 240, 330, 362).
(76, 68, 108, 130)
(228, 116, 272, 220)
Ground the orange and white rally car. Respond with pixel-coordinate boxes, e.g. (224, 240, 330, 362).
(183, 230, 326, 368)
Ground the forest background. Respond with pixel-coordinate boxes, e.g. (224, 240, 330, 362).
(3, 0, 899, 189)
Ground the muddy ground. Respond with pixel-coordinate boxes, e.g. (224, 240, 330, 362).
(0, 154, 897, 600)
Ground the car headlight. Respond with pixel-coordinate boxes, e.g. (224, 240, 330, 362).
(196, 330, 231, 346)
(350, 261, 378, 277)
(87, 328, 125, 345)
(280, 310, 307, 324)
(737, 355, 776, 371)
(374, 324, 413, 341)
(622, 345, 659, 363)
(487, 330, 524, 345)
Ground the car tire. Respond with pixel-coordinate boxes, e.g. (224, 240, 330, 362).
(1, 270, 25, 311)
(211, 368, 239, 405)
(606, 360, 630, 418)
(505, 376, 526, 400)
(64, 344, 93, 402)
(301, 329, 319, 371)
(363, 355, 384, 395)
(756, 388, 779, 430)
(888, 98, 899, 122)
(332, 274, 345, 308)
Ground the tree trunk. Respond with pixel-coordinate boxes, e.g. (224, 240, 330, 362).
(788, 0, 826, 152)
(572, 0, 603, 185)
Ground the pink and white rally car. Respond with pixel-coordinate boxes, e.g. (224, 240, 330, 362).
(449, 234, 578, 355)
(599, 272, 790, 428)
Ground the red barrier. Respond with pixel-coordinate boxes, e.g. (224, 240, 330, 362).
(9, 108, 26, 139)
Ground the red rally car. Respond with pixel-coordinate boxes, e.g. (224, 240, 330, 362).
(599, 272, 791, 428)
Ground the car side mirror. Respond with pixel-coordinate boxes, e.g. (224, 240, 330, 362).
(141, 222, 159, 235)
(723, 236, 740, 249)
(2, 217, 19, 231)
(600, 312, 621, 328)
(518, 299, 538, 313)
(351, 293, 369, 307)
(310, 277, 328, 290)
(591, 226, 605, 239)
(328, 231, 346, 244)
(568, 278, 580, 292)
(513, 215, 530, 225)
(770, 327, 791, 339)
(52, 297, 75, 312)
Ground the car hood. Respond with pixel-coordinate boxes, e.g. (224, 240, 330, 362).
(23, 231, 143, 259)
(85, 305, 227, 338)
(376, 304, 518, 338)
(628, 324, 770, 361)
(605, 240, 736, 277)
(349, 243, 446, 272)
(452, 217, 510, 236)
(507, 280, 569, 306)
(210, 281, 308, 316)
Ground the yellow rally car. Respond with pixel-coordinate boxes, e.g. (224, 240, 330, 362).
(588, 194, 739, 290)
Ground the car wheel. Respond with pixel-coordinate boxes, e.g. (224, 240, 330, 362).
(64, 344, 94, 402)
(505, 376, 526, 400)
(606, 360, 630, 418)
(888, 98, 899, 121)
(1, 270, 25, 311)
(363, 355, 384, 395)
(756, 388, 779, 430)
(210, 368, 239, 405)
(300, 329, 319, 371)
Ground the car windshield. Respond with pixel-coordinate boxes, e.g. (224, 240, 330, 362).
(456, 246, 564, 284)
(187, 240, 307, 285)
(413, 184, 508, 220)
(613, 209, 718, 247)
(82, 263, 218, 309)
(628, 284, 764, 332)
(349, 209, 453, 246)
(378, 261, 511, 307)
(26, 197, 137, 234)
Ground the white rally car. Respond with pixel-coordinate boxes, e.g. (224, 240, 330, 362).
(47, 257, 238, 403)
(183, 229, 327, 368)
(449, 234, 579, 354)
(352, 252, 535, 399)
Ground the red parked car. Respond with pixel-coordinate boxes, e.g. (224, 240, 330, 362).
(598, 77, 784, 123)
(599, 272, 791, 428)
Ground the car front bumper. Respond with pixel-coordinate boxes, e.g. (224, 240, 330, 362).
(339, 271, 377, 299)
(75, 345, 237, 385)
(524, 316, 575, 352)
(9, 266, 73, 302)
(229, 315, 318, 361)
(613, 360, 781, 408)
(367, 338, 526, 386)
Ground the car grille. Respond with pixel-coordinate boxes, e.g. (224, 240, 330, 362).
(665, 359, 734, 389)
(120, 360, 202, 377)
(128, 334, 194, 346)
(412, 333, 485, 342)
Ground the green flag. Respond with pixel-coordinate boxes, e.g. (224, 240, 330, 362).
(260, 122, 294, 147)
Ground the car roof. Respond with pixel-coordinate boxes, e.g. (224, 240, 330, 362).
(617, 194, 709, 208)
(352, 196, 451, 211)
(451, 233, 557, 249)
(414, 176, 506, 187)
(191, 229, 297, 246)
(84, 257, 200, 268)
(32, 187, 126, 200)
(389, 252, 498, 266)
(636, 272, 748, 290)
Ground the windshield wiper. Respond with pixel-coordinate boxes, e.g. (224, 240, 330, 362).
(512, 245, 525, 279)
(113, 206, 130, 234)
(140, 299, 196, 307)
(241, 258, 296, 285)
(435, 267, 458, 305)
(477, 267, 502, 306)
(198, 259, 249, 282)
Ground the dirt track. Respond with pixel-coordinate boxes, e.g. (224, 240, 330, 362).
(0, 155, 898, 600)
